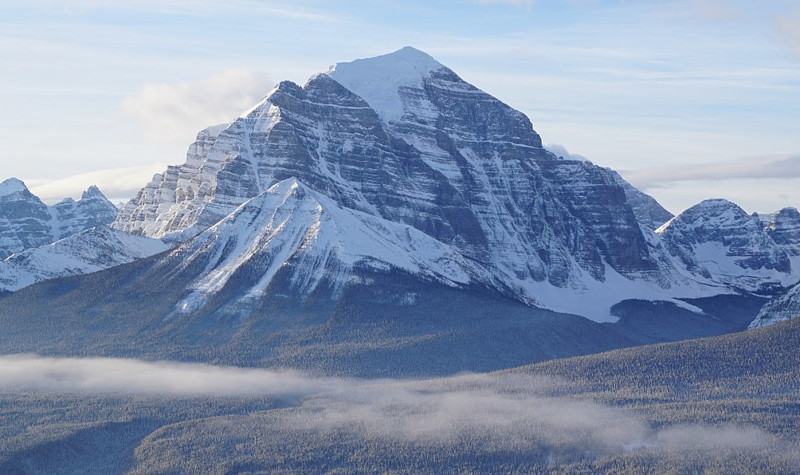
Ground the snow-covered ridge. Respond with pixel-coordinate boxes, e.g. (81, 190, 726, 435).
(749, 281, 800, 329)
(0, 226, 170, 292)
(171, 178, 482, 315)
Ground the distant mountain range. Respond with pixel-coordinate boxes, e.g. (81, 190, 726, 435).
(0, 47, 798, 371)
(0, 178, 118, 259)
(0, 179, 167, 293)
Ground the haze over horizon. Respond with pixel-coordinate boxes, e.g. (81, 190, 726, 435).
(2, 0, 799, 214)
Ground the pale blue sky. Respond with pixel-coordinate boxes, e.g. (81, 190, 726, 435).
(1, 0, 799, 214)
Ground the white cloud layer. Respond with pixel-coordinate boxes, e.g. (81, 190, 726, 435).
(545, 143, 589, 161)
(621, 153, 800, 187)
(26, 163, 167, 204)
(119, 69, 273, 146)
(0, 354, 794, 464)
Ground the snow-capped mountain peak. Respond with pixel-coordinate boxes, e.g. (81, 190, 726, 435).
(107, 47, 800, 322)
(81, 185, 106, 200)
(325, 46, 447, 122)
(0, 178, 28, 197)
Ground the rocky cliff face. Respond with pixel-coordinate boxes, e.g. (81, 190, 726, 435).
(764, 207, 800, 257)
(0, 178, 54, 259)
(657, 199, 793, 292)
(0, 179, 118, 259)
(51, 186, 119, 239)
(608, 170, 674, 231)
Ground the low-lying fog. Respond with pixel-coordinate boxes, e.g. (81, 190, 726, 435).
(0, 354, 796, 467)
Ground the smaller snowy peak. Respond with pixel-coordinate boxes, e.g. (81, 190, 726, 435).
(51, 185, 118, 240)
(0, 182, 119, 259)
(81, 185, 104, 200)
(656, 199, 746, 235)
(77, 185, 115, 209)
(0, 178, 28, 197)
(325, 46, 447, 122)
(657, 198, 793, 292)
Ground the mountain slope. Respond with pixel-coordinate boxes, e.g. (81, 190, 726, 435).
(749, 280, 800, 328)
(607, 169, 674, 231)
(169, 177, 489, 316)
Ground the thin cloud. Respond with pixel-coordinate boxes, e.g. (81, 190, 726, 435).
(545, 143, 589, 161)
(119, 69, 273, 146)
(778, 8, 800, 59)
(475, 0, 535, 6)
(0, 355, 344, 397)
(690, 0, 742, 21)
(25, 163, 167, 204)
(621, 153, 800, 188)
(21, 0, 346, 23)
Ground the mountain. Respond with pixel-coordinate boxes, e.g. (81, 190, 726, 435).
(656, 199, 797, 293)
(50, 185, 119, 239)
(0, 178, 118, 259)
(0, 225, 169, 293)
(0, 48, 778, 375)
(111, 47, 726, 321)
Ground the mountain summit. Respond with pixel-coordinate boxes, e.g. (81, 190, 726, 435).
(325, 46, 446, 122)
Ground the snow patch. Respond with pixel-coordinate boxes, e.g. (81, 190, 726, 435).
(326, 46, 446, 122)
